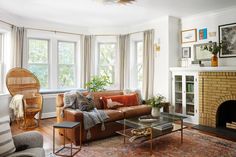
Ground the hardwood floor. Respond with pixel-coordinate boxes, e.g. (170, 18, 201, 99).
(10, 118, 236, 154)
(11, 118, 65, 153)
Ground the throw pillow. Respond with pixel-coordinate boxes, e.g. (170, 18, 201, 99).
(123, 89, 143, 105)
(76, 92, 95, 111)
(63, 91, 77, 109)
(0, 116, 16, 156)
(102, 94, 139, 109)
(107, 98, 124, 109)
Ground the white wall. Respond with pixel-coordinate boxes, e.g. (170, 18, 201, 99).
(181, 7, 236, 66)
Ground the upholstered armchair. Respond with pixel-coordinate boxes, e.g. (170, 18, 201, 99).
(7, 131, 45, 157)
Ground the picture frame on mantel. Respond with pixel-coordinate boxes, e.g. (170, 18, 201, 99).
(181, 29, 197, 43)
(219, 23, 236, 58)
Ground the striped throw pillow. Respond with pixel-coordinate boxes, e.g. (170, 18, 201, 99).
(0, 116, 16, 157)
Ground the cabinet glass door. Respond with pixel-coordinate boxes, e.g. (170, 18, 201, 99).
(175, 75, 182, 114)
(185, 76, 194, 116)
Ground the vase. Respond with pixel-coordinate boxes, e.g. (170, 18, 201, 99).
(211, 54, 218, 67)
(151, 107, 160, 117)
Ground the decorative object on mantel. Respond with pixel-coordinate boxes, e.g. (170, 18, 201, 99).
(199, 28, 207, 40)
(181, 29, 197, 43)
(191, 60, 204, 67)
(146, 94, 166, 117)
(194, 43, 214, 66)
(201, 41, 226, 67)
(218, 23, 236, 58)
(182, 47, 191, 58)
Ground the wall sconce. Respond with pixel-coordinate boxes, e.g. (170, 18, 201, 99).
(154, 38, 160, 52)
(154, 43, 160, 52)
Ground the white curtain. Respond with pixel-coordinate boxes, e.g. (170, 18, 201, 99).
(81, 35, 95, 88)
(11, 26, 26, 68)
(119, 34, 130, 90)
(143, 30, 155, 99)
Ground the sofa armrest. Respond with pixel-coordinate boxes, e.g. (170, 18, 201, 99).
(64, 109, 84, 124)
(13, 131, 43, 151)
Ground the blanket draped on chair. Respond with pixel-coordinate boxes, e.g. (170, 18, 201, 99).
(9, 94, 24, 121)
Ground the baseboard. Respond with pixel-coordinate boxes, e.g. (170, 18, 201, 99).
(35, 112, 56, 119)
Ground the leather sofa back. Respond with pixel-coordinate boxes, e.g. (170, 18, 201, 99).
(56, 90, 124, 109)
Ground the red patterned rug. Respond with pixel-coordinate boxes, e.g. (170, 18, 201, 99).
(47, 129, 236, 157)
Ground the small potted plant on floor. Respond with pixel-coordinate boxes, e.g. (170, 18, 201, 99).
(147, 94, 166, 117)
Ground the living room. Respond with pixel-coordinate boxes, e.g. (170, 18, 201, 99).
(0, 0, 236, 157)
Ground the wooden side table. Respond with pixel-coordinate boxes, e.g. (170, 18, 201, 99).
(53, 121, 82, 157)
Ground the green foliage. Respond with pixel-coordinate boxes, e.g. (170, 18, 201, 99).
(146, 94, 166, 108)
(85, 75, 112, 92)
(201, 41, 228, 55)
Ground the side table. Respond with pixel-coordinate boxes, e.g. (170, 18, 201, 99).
(53, 121, 82, 157)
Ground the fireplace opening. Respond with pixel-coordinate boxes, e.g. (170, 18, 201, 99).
(216, 100, 236, 130)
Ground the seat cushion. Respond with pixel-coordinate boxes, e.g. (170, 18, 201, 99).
(116, 105, 151, 118)
(7, 148, 45, 157)
(104, 109, 124, 122)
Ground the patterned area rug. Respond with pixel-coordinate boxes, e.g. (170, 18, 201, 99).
(47, 129, 236, 157)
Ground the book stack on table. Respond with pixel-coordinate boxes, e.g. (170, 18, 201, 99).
(154, 123, 173, 131)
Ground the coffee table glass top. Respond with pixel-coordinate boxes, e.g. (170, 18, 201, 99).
(122, 112, 187, 128)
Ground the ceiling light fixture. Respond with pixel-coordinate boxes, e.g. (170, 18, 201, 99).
(99, 0, 136, 5)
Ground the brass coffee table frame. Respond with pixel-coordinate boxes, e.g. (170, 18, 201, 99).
(117, 113, 187, 155)
(53, 121, 82, 157)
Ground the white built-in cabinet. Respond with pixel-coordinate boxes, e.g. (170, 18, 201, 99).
(171, 70, 199, 124)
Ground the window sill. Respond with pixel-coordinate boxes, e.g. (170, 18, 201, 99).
(40, 88, 87, 95)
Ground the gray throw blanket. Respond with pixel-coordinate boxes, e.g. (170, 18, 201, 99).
(62, 91, 109, 139)
(80, 108, 109, 139)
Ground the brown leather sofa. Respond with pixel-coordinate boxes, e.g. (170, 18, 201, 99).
(56, 90, 151, 145)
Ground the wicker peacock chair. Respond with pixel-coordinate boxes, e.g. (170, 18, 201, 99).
(6, 67, 43, 129)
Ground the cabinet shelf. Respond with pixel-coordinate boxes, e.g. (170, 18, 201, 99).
(186, 103, 194, 106)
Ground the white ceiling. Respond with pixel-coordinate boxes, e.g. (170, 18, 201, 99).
(0, 0, 236, 28)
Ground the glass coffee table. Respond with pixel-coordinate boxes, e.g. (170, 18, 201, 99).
(116, 112, 187, 154)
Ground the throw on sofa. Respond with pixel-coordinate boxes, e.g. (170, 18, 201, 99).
(56, 90, 151, 145)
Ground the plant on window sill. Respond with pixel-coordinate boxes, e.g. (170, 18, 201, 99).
(85, 75, 112, 92)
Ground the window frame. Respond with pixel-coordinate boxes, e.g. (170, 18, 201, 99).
(97, 42, 117, 84)
(27, 38, 50, 89)
(0, 33, 3, 93)
(57, 40, 77, 89)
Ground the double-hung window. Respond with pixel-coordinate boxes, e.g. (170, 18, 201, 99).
(58, 41, 76, 88)
(28, 38, 49, 89)
(136, 41, 143, 90)
(98, 43, 116, 84)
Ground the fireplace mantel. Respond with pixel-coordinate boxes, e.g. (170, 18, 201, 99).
(170, 66, 236, 72)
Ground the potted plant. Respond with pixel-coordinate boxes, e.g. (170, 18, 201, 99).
(201, 41, 227, 67)
(146, 94, 166, 117)
(85, 75, 112, 92)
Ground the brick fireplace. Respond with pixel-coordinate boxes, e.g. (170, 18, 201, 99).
(199, 72, 236, 128)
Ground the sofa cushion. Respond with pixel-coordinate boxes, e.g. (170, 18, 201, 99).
(102, 94, 139, 109)
(116, 105, 151, 118)
(0, 116, 16, 157)
(103, 109, 124, 122)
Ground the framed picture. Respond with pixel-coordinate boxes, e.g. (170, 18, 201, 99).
(182, 47, 191, 58)
(199, 28, 207, 40)
(219, 23, 236, 58)
(181, 29, 197, 43)
(193, 43, 214, 61)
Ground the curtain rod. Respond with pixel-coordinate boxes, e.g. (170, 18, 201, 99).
(0, 19, 14, 27)
(0, 18, 145, 36)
